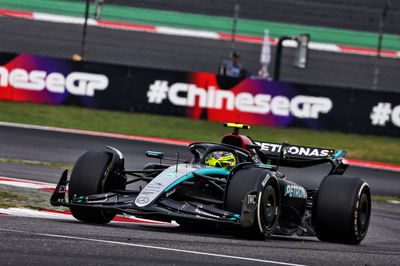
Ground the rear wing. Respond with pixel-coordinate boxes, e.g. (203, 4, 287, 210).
(253, 141, 348, 174)
(221, 122, 347, 173)
(253, 141, 347, 160)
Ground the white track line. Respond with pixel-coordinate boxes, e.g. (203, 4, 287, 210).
(157, 26, 220, 39)
(0, 208, 74, 220)
(0, 175, 55, 190)
(0, 207, 178, 227)
(0, 228, 307, 266)
(34, 12, 97, 26)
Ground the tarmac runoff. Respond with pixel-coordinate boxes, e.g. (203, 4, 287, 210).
(1, 121, 399, 173)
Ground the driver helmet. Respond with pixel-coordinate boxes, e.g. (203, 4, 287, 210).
(205, 151, 237, 169)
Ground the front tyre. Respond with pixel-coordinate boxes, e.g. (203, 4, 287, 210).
(313, 175, 371, 244)
(258, 182, 280, 235)
(225, 167, 280, 239)
(69, 150, 125, 224)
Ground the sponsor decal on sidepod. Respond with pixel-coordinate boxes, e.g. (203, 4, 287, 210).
(284, 185, 307, 199)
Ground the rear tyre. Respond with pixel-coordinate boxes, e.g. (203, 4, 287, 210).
(69, 150, 125, 224)
(313, 175, 371, 244)
(225, 167, 280, 239)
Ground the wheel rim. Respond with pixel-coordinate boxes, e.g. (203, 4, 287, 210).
(358, 193, 370, 235)
(261, 185, 278, 231)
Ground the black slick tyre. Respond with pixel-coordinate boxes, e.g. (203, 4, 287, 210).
(69, 150, 122, 224)
(313, 175, 371, 244)
(225, 167, 280, 239)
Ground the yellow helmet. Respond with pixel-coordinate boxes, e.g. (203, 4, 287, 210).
(205, 151, 237, 169)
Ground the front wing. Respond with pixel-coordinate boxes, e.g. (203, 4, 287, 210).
(50, 170, 252, 225)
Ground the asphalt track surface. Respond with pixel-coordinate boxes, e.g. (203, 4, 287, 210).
(0, 124, 400, 265)
(0, 124, 399, 265)
(0, 124, 398, 197)
(0, 16, 399, 92)
(0, 201, 399, 266)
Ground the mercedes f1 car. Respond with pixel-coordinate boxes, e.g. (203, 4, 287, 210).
(51, 123, 371, 244)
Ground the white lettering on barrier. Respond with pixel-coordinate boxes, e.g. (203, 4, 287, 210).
(149, 80, 333, 119)
(370, 102, 400, 128)
(391, 105, 400, 127)
(291, 95, 332, 119)
(46, 73, 65, 93)
(0, 67, 108, 96)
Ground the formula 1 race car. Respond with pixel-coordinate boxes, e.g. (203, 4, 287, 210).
(51, 123, 371, 244)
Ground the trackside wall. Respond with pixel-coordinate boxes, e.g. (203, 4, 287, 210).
(0, 52, 399, 137)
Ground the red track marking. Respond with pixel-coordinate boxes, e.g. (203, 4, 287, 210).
(40, 209, 175, 225)
(39, 187, 56, 191)
(0, 177, 50, 185)
(0, 9, 33, 19)
(338, 45, 399, 57)
(345, 158, 400, 172)
(0, 208, 176, 226)
(218, 33, 264, 44)
(41, 210, 72, 215)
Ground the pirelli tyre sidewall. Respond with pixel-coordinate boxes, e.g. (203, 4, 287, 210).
(225, 166, 281, 239)
(69, 150, 125, 224)
(313, 175, 371, 245)
(256, 176, 281, 236)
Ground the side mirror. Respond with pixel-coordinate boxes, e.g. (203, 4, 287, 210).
(246, 144, 261, 150)
(294, 34, 310, 69)
(146, 151, 164, 159)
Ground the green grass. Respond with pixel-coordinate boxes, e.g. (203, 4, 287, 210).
(371, 195, 400, 202)
(0, 158, 72, 169)
(0, 191, 27, 209)
(1, 100, 399, 165)
(0, 185, 64, 211)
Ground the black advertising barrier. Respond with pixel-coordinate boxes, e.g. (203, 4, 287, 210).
(0, 52, 399, 137)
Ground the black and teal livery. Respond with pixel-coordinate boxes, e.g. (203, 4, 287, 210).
(50, 123, 371, 244)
